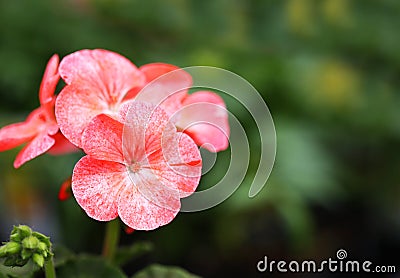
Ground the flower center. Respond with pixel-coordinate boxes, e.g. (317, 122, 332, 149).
(128, 162, 141, 173)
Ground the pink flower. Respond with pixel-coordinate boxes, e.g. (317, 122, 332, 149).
(0, 55, 77, 168)
(55, 49, 145, 148)
(72, 101, 202, 230)
(55, 49, 229, 152)
(136, 63, 230, 152)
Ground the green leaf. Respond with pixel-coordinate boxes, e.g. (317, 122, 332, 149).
(113, 241, 153, 266)
(0, 260, 37, 278)
(132, 264, 201, 278)
(56, 255, 127, 278)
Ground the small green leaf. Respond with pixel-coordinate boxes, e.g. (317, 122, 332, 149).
(21, 249, 32, 260)
(132, 264, 201, 278)
(56, 255, 127, 278)
(113, 241, 153, 266)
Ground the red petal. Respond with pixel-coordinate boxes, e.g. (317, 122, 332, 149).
(118, 172, 180, 230)
(135, 63, 191, 116)
(82, 114, 124, 163)
(175, 91, 230, 152)
(55, 83, 109, 147)
(0, 106, 55, 152)
(39, 54, 60, 105)
(14, 132, 55, 168)
(0, 122, 37, 152)
(72, 156, 128, 221)
(58, 177, 72, 201)
(59, 49, 145, 105)
(124, 226, 135, 234)
(48, 132, 80, 155)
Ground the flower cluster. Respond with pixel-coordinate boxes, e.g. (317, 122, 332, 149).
(0, 225, 52, 268)
(0, 49, 229, 230)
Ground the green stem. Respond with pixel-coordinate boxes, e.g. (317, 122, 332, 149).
(102, 219, 120, 261)
(44, 256, 56, 278)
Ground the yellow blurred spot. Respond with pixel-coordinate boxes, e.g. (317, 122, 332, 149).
(311, 60, 360, 108)
(322, 0, 352, 27)
(286, 0, 315, 36)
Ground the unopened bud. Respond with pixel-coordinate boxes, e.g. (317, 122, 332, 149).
(32, 253, 45, 268)
(37, 241, 47, 252)
(15, 225, 32, 238)
(32, 232, 51, 248)
(22, 236, 39, 250)
(21, 248, 32, 260)
(5, 241, 21, 255)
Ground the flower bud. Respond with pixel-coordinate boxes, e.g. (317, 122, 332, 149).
(37, 241, 47, 252)
(5, 242, 21, 255)
(32, 253, 45, 268)
(32, 232, 51, 248)
(15, 225, 32, 238)
(21, 248, 32, 260)
(22, 236, 39, 250)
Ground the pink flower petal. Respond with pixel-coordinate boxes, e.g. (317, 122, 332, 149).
(118, 171, 180, 230)
(175, 91, 230, 152)
(48, 132, 80, 155)
(39, 54, 60, 105)
(59, 49, 144, 105)
(0, 106, 56, 152)
(72, 156, 128, 221)
(82, 114, 124, 163)
(149, 132, 202, 198)
(55, 83, 109, 147)
(122, 101, 176, 165)
(0, 122, 37, 152)
(135, 63, 191, 117)
(14, 132, 55, 168)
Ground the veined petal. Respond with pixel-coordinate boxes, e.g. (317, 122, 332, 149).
(135, 63, 191, 116)
(122, 101, 176, 165)
(175, 91, 230, 152)
(72, 156, 128, 221)
(14, 132, 55, 168)
(149, 132, 202, 198)
(39, 54, 60, 105)
(82, 114, 124, 163)
(59, 49, 145, 105)
(55, 83, 109, 147)
(118, 172, 180, 230)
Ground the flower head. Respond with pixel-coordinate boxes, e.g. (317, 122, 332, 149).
(55, 49, 230, 152)
(0, 55, 76, 168)
(72, 101, 202, 230)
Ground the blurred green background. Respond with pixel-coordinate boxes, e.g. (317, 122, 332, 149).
(1, 0, 399, 277)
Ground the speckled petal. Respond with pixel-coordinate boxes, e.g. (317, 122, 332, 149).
(82, 114, 124, 163)
(72, 156, 128, 221)
(14, 132, 55, 168)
